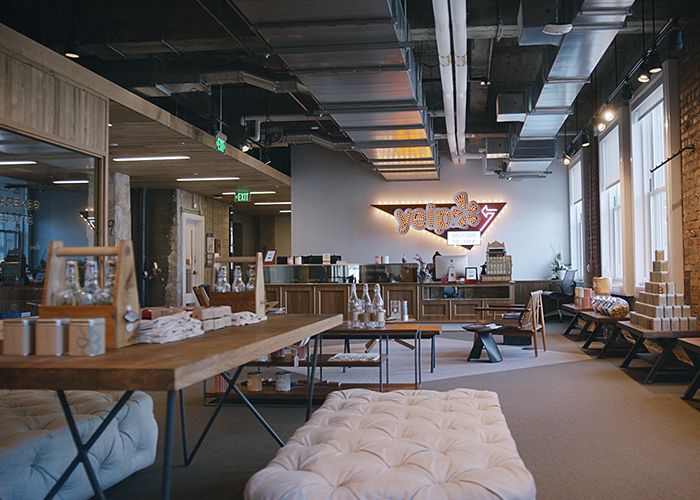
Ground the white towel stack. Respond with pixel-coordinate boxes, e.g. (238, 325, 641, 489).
(139, 311, 204, 344)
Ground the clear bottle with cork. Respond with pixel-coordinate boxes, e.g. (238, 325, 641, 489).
(373, 284, 386, 328)
(78, 259, 101, 305)
(361, 283, 373, 328)
(245, 264, 256, 291)
(95, 257, 116, 305)
(231, 265, 245, 292)
(348, 283, 362, 327)
(58, 260, 81, 305)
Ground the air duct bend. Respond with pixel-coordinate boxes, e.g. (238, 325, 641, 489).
(240, 114, 331, 141)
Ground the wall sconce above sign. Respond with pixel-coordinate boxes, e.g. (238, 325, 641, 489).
(371, 191, 505, 248)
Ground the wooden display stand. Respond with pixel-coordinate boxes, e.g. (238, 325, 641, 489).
(39, 240, 140, 349)
(208, 252, 266, 317)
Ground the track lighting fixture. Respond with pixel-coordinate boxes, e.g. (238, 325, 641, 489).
(648, 50, 662, 74)
(563, 153, 571, 166)
(581, 132, 591, 148)
(602, 108, 615, 122)
(596, 121, 606, 133)
(637, 62, 651, 83)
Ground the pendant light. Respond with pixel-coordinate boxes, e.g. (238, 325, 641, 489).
(637, 0, 650, 84)
(581, 132, 591, 148)
(648, 0, 662, 74)
(543, 0, 573, 35)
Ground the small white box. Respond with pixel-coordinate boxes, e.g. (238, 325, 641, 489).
(670, 317, 680, 331)
(68, 318, 106, 356)
(36, 318, 70, 356)
(653, 260, 669, 272)
(645, 282, 668, 294)
(661, 318, 672, 331)
(655, 250, 666, 261)
(214, 316, 231, 330)
(202, 319, 217, 331)
(666, 282, 676, 294)
(2, 317, 37, 355)
(649, 271, 669, 283)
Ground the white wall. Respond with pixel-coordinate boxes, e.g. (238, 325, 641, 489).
(291, 145, 570, 280)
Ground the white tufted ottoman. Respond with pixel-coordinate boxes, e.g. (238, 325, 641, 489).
(245, 388, 536, 500)
(0, 390, 157, 500)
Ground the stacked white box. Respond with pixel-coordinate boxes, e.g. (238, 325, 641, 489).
(631, 251, 696, 331)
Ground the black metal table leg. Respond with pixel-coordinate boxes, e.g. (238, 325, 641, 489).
(575, 319, 593, 341)
(620, 336, 645, 368)
(683, 350, 700, 400)
(598, 326, 621, 359)
(230, 382, 285, 446)
(417, 330, 422, 385)
(563, 312, 580, 336)
(644, 339, 677, 384)
(306, 334, 320, 421)
(431, 335, 436, 373)
(161, 390, 176, 500)
(385, 335, 390, 383)
(379, 334, 383, 391)
(45, 390, 134, 500)
(582, 323, 604, 349)
(413, 331, 419, 388)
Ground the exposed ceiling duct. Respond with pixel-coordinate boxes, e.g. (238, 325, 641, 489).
(495, 0, 635, 177)
(231, 0, 437, 181)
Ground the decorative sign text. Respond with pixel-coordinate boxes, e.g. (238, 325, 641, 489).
(447, 230, 481, 246)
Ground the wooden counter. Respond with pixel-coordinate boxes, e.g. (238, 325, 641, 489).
(266, 282, 515, 322)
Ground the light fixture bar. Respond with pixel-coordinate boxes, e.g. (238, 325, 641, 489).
(279, 210, 292, 214)
(221, 190, 277, 195)
(53, 180, 89, 184)
(254, 201, 291, 206)
(0, 160, 37, 166)
(113, 155, 190, 162)
(177, 176, 239, 182)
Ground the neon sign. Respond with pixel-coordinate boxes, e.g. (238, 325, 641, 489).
(371, 191, 505, 247)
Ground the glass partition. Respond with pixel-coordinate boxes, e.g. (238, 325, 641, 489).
(0, 128, 97, 315)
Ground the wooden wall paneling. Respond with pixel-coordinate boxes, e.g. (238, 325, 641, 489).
(316, 285, 349, 319)
(266, 286, 282, 306)
(384, 284, 419, 318)
(479, 299, 513, 321)
(281, 286, 315, 314)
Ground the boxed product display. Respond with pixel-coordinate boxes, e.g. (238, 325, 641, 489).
(35, 318, 70, 356)
(2, 317, 37, 356)
(68, 318, 106, 356)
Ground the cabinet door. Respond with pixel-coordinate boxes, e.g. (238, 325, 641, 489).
(451, 300, 481, 322)
(419, 300, 450, 321)
(265, 286, 281, 306)
(281, 286, 315, 314)
(384, 285, 419, 319)
(480, 299, 513, 321)
(316, 286, 349, 318)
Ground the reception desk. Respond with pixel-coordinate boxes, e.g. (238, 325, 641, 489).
(265, 282, 515, 322)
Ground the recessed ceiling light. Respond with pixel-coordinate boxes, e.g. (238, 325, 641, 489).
(542, 23, 573, 35)
(0, 160, 37, 166)
(53, 179, 89, 184)
(64, 51, 80, 59)
(279, 210, 292, 214)
(113, 155, 190, 162)
(108, 123, 113, 127)
(254, 201, 291, 206)
(177, 176, 240, 182)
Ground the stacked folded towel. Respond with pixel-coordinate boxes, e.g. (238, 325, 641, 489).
(139, 311, 204, 344)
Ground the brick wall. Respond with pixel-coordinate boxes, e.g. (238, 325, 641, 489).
(581, 142, 601, 287)
(680, 3, 700, 315)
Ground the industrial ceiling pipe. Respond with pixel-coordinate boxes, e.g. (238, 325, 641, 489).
(450, 0, 468, 159)
(432, 0, 459, 163)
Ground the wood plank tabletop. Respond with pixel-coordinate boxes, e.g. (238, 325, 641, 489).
(0, 314, 342, 392)
(562, 303, 592, 313)
(679, 337, 700, 352)
(579, 311, 630, 322)
(617, 320, 700, 340)
(325, 323, 442, 335)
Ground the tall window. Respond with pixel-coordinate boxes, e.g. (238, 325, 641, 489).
(599, 125, 623, 287)
(631, 85, 667, 286)
(569, 158, 584, 276)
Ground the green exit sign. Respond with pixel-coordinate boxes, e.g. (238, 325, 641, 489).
(235, 191, 250, 202)
(215, 131, 227, 154)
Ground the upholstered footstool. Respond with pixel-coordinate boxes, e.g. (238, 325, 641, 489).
(0, 390, 158, 499)
(245, 388, 536, 499)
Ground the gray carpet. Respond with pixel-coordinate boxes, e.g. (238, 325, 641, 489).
(106, 322, 700, 500)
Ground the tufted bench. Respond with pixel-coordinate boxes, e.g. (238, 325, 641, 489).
(0, 390, 158, 500)
(245, 388, 536, 499)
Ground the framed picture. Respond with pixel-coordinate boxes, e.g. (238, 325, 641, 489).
(206, 233, 215, 253)
(465, 267, 479, 282)
(264, 250, 277, 264)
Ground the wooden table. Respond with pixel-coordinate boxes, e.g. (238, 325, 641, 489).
(322, 323, 442, 387)
(0, 314, 342, 500)
(678, 338, 700, 400)
(617, 321, 700, 384)
(561, 303, 592, 337)
(579, 310, 630, 358)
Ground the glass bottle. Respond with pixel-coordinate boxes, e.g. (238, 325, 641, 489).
(231, 265, 245, 292)
(362, 283, 373, 328)
(58, 260, 81, 306)
(245, 264, 256, 291)
(78, 259, 100, 305)
(95, 257, 116, 305)
(373, 284, 386, 328)
(215, 265, 231, 292)
(347, 283, 362, 327)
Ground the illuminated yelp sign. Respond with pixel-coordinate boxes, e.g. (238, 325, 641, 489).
(371, 191, 505, 244)
(394, 191, 480, 234)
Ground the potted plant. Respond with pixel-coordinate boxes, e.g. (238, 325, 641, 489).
(550, 252, 568, 280)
